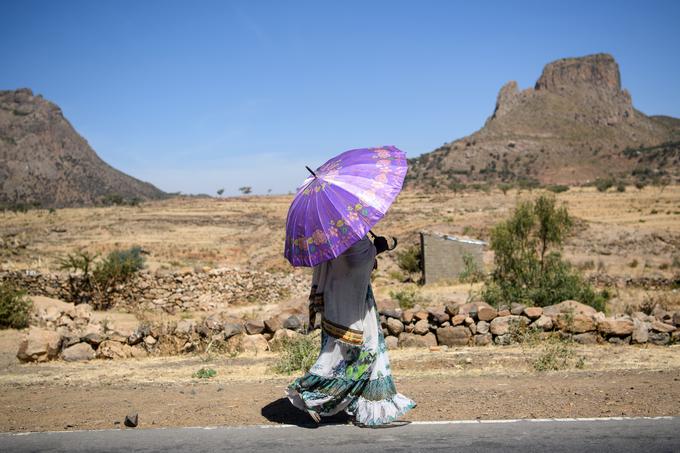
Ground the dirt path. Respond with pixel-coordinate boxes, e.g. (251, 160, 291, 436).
(1, 342, 679, 432)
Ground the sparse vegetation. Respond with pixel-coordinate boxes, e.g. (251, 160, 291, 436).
(273, 333, 320, 374)
(238, 186, 252, 195)
(395, 244, 422, 282)
(482, 194, 608, 311)
(192, 367, 217, 379)
(546, 184, 569, 194)
(459, 252, 484, 283)
(0, 283, 32, 329)
(58, 246, 145, 308)
(390, 287, 420, 310)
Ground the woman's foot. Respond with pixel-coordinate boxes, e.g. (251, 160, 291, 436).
(307, 409, 321, 424)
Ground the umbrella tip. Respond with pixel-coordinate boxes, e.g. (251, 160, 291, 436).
(305, 166, 317, 178)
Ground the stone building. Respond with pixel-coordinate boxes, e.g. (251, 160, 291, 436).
(420, 232, 486, 284)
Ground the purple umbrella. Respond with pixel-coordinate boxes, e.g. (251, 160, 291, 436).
(284, 146, 407, 267)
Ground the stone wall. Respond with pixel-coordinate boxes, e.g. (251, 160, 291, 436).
(420, 232, 485, 284)
(0, 267, 308, 313)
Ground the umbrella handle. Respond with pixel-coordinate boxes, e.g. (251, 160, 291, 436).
(305, 166, 318, 178)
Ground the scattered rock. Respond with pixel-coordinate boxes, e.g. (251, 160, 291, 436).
(436, 326, 471, 346)
(61, 342, 96, 361)
(474, 333, 492, 346)
(598, 318, 634, 336)
(573, 332, 599, 344)
(651, 321, 676, 333)
(531, 315, 553, 331)
(240, 334, 269, 353)
(489, 315, 528, 336)
(282, 316, 302, 331)
(223, 322, 243, 339)
(523, 307, 543, 320)
(649, 332, 671, 345)
(555, 313, 595, 333)
(386, 317, 404, 336)
(264, 316, 283, 334)
(385, 335, 398, 350)
(16, 327, 62, 362)
(96, 340, 132, 359)
(124, 413, 138, 428)
(476, 320, 490, 335)
(413, 319, 429, 335)
(244, 320, 265, 335)
(510, 303, 525, 316)
(398, 332, 435, 348)
(477, 306, 497, 322)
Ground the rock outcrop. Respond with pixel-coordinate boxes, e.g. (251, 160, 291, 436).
(0, 88, 167, 208)
(407, 53, 680, 187)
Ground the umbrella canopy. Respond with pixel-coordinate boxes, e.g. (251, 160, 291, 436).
(284, 145, 407, 267)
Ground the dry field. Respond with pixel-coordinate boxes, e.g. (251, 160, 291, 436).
(1, 185, 680, 432)
(2, 185, 679, 312)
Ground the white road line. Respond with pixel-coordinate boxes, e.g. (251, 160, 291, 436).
(2, 416, 676, 436)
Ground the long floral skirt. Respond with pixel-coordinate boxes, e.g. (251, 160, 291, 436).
(286, 284, 415, 426)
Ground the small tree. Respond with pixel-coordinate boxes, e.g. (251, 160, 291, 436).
(483, 194, 606, 310)
(0, 283, 32, 329)
(239, 186, 252, 195)
(217, 188, 224, 196)
(396, 244, 422, 283)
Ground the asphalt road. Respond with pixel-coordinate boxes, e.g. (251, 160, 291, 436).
(1, 417, 678, 453)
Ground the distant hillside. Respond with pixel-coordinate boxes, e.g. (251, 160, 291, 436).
(407, 53, 680, 188)
(0, 88, 167, 208)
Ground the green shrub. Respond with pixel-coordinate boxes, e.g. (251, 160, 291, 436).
(594, 177, 614, 192)
(396, 244, 422, 281)
(482, 194, 607, 311)
(192, 367, 217, 379)
(0, 283, 32, 329)
(273, 333, 320, 374)
(546, 185, 569, 194)
(390, 288, 419, 310)
(58, 246, 145, 309)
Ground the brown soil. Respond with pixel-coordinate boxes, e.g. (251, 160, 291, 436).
(1, 330, 679, 432)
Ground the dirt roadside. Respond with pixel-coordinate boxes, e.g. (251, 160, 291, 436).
(1, 332, 679, 433)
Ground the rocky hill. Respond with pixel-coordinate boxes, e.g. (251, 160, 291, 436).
(0, 88, 166, 208)
(407, 54, 680, 188)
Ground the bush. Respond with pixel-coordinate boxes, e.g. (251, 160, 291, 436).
(482, 194, 607, 311)
(273, 333, 320, 374)
(390, 288, 419, 309)
(459, 252, 484, 283)
(546, 185, 569, 194)
(396, 244, 422, 281)
(0, 283, 32, 329)
(594, 178, 614, 192)
(58, 246, 145, 309)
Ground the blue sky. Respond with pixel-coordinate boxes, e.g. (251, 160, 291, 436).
(2, 0, 679, 195)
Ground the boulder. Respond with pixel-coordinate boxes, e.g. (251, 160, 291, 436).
(29, 296, 75, 322)
(631, 320, 649, 344)
(436, 326, 471, 346)
(651, 321, 676, 333)
(401, 309, 416, 323)
(510, 303, 525, 316)
(414, 310, 429, 321)
(203, 314, 223, 331)
(244, 320, 265, 335)
(264, 316, 283, 333)
(573, 332, 599, 345)
(531, 315, 554, 331)
(61, 342, 96, 361)
(223, 322, 243, 339)
(380, 309, 402, 320)
(386, 317, 404, 336)
(16, 327, 62, 362)
(555, 313, 595, 333)
(398, 332, 436, 348)
(240, 334, 270, 353)
(74, 303, 93, 321)
(444, 304, 460, 317)
(542, 300, 597, 319)
(451, 314, 466, 326)
(81, 323, 105, 346)
(477, 306, 498, 322)
(385, 335, 399, 350)
(474, 333, 492, 346)
(174, 319, 195, 336)
(283, 315, 302, 331)
(649, 332, 670, 345)
(598, 318, 634, 336)
(523, 307, 543, 320)
(96, 340, 133, 359)
(413, 319, 430, 335)
(476, 320, 490, 335)
(490, 315, 528, 336)
(428, 307, 449, 324)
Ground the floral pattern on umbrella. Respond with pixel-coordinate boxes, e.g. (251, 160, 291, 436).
(284, 146, 407, 267)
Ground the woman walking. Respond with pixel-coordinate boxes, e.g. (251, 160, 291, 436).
(283, 146, 414, 426)
(286, 234, 415, 426)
